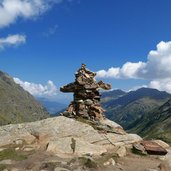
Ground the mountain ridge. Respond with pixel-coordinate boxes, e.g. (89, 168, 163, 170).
(101, 88, 171, 129)
(0, 70, 49, 126)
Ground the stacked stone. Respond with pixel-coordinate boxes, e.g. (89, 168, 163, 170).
(60, 64, 111, 121)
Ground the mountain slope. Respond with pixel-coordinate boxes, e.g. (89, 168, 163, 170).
(102, 88, 171, 129)
(101, 89, 126, 104)
(129, 99, 171, 143)
(0, 71, 49, 125)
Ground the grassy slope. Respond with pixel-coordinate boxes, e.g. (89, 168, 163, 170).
(0, 71, 49, 125)
(102, 88, 171, 129)
(129, 99, 171, 143)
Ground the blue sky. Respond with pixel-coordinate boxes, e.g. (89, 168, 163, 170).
(1, 0, 171, 101)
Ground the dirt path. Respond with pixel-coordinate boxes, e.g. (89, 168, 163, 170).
(117, 154, 162, 171)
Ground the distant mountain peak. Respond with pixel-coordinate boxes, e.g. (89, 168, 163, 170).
(101, 87, 171, 130)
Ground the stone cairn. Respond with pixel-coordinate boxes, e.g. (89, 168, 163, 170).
(60, 64, 111, 121)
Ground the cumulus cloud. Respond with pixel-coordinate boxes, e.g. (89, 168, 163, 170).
(149, 79, 171, 94)
(14, 77, 58, 97)
(0, 0, 63, 28)
(96, 40, 171, 93)
(0, 34, 26, 49)
(14, 77, 72, 102)
(97, 62, 146, 79)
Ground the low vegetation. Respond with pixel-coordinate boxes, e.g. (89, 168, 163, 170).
(0, 71, 49, 126)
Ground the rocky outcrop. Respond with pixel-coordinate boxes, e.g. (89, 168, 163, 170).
(0, 116, 142, 156)
(0, 116, 171, 171)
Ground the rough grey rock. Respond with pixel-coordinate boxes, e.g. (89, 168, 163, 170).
(153, 140, 170, 149)
(141, 141, 168, 155)
(144, 169, 159, 171)
(10, 169, 19, 171)
(165, 149, 171, 168)
(13, 139, 24, 145)
(0, 159, 15, 165)
(133, 143, 146, 154)
(47, 137, 107, 156)
(54, 167, 71, 171)
(116, 146, 127, 157)
(0, 116, 142, 157)
(102, 133, 142, 146)
(103, 158, 116, 166)
(100, 118, 123, 129)
(0, 148, 6, 152)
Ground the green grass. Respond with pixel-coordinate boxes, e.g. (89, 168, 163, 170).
(0, 71, 49, 126)
(0, 164, 7, 171)
(131, 148, 147, 156)
(0, 148, 28, 161)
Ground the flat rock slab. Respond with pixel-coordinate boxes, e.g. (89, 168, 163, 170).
(0, 116, 143, 157)
(47, 137, 107, 156)
(141, 141, 168, 155)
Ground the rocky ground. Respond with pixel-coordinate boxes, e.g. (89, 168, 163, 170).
(0, 116, 170, 171)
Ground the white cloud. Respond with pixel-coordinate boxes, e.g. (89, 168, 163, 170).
(14, 77, 58, 97)
(14, 77, 72, 102)
(97, 67, 120, 78)
(97, 61, 146, 79)
(128, 85, 148, 92)
(0, 34, 26, 49)
(0, 0, 63, 28)
(96, 40, 171, 94)
(149, 79, 171, 94)
(141, 41, 171, 79)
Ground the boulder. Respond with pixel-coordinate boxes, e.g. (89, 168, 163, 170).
(11, 168, 19, 171)
(54, 167, 70, 171)
(153, 140, 170, 149)
(0, 148, 6, 152)
(141, 141, 168, 155)
(144, 169, 159, 171)
(0, 159, 15, 165)
(133, 143, 146, 154)
(22, 145, 39, 151)
(164, 149, 171, 168)
(103, 158, 116, 166)
(116, 146, 127, 157)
